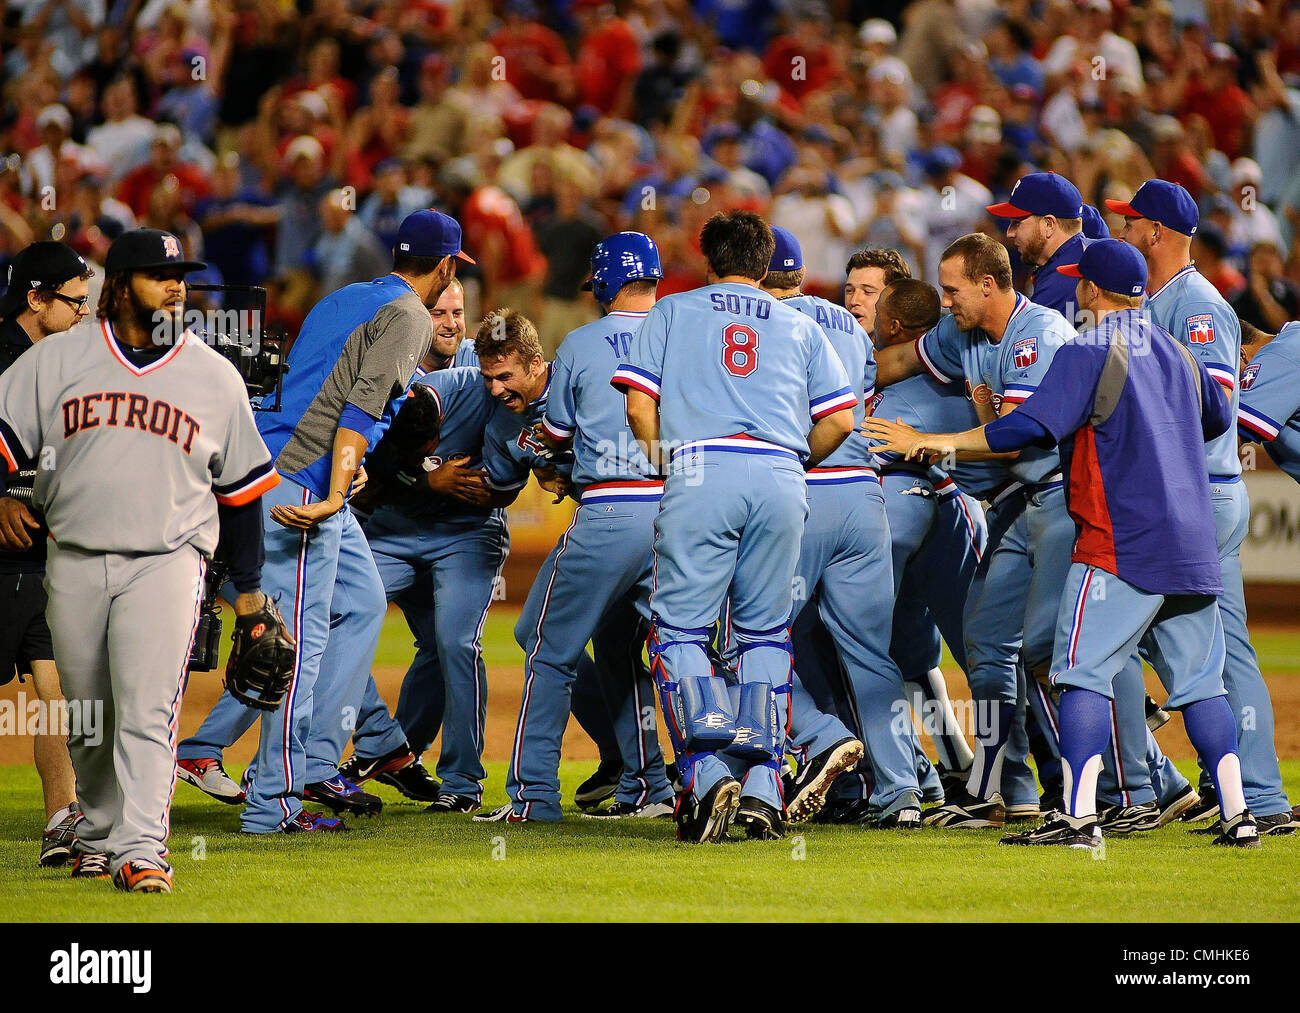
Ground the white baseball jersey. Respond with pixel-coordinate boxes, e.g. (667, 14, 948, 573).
(0, 320, 278, 556)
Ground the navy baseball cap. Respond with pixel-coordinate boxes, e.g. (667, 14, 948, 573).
(395, 209, 475, 263)
(768, 226, 803, 271)
(105, 228, 206, 275)
(1080, 203, 1110, 239)
(0, 241, 89, 318)
(923, 145, 962, 177)
(1105, 180, 1198, 236)
(582, 231, 662, 301)
(1057, 237, 1147, 296)
(987, 172, 1083, 219)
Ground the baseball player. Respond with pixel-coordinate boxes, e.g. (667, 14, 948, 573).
(1107, 180, 1294, 831)
(612, 210, 857, 843)
(474, 232, 675, 823)
(871, 233, 1077, 828)
(0, 241, 92, 866)
(868, 278, 998, 780)
(0, 228, 281, 891)
(872, 239, 1260, 849)
(757, 228, 922, 828)
(991, 174, 1194, 831)
(179, 210, 466, 833)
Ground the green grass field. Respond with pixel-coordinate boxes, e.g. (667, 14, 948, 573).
(2, 610, 1298, 922)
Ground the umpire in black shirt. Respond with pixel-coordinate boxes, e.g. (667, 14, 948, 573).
(0, 241, 93, 868)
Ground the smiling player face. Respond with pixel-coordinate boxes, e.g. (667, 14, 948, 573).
(937, 256, 987, 331)
(844, 266, 889, 335)
(479, 351, 547, 413)
(428, 282, 465, 360)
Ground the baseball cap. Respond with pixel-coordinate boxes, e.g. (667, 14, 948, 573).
(105, 228, 207, 275)
(1056, 237, 1147, 296)
(987, 172, 1083, 219)
(36, 104, 72, 132)
(768, 227, 803, 271)
(1080, 203, 1110, 239)
(1105, 179, 1198, 235)
(923, 145, 962, 177)
(858, 18, 897, 45)
(0, 241, 89, 318)
(394, 209, 475, 263)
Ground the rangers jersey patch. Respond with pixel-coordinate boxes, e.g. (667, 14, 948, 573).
(1012, 337, 1038, 369)
(1187, 314, 1215, 344)
(1241, 363, 1260, 390)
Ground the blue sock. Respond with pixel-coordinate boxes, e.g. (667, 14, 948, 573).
(1058, 688, 1112, 818)
(1182, 695, 1245, 819)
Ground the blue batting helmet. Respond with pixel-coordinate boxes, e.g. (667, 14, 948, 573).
(582, 231, 663, 303)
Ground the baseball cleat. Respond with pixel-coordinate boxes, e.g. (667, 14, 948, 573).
(1004, 802, 1042, 823)
(338, 744, 415, 785)
(69, 852, 111, 879)
(582, 799, 674, 819)
(473, 804, 529, 823)
(425, 792, 482, 814)
(675, 777, 741, 844)
(574, 760, 621, 810)
(1210, 810, 1261, 848)
(923, 789, 1005, 829)
(937, 765, 971, 803)
(176, 758, 246, 804)
(872, 806, 923, 830)
(1179, 787, 1219, 824)
(664, 762, 683, 796)
(375, 760, 441, 802)
(282, 810, 347, 833)
(304, 776, 383, 816)
(113, 861, 173, 894)
(735, 797, 784, 840)
(1097, 801, 1160, 835)
(1156, 785, 1201, 827)
(39, 807, 80, 867)
(1193, 809, 1296, 838)
(1000, 812, 1101, 849)
(1145, 694, 1172, 732)
(812, 798, 874, 824)
(786, 737, 864, 824)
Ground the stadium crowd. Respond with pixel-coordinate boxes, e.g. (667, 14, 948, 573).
(2, 0, 1298, 352)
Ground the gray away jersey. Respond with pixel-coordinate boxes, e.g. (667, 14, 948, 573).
(611, 282, 856, 457)
(0, 321, 278, 556)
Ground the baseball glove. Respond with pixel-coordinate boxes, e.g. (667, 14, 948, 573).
(225, 597, 296, 711)
(350, 383, 442, 513)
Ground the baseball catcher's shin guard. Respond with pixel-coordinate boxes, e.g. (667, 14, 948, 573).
(649, 621, 737, 762)
(725, 682, 780, 763)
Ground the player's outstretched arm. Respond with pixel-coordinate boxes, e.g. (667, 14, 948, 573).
(874, 339, 925, 390)
(805, 407, 855, 468)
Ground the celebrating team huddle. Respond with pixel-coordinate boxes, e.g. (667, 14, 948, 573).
(4, 171, 1298, 892)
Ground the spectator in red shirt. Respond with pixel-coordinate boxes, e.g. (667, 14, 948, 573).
(762, 14, 837, 103)
(490, 0, 574, 104)
(115, 123, 210, 218)
(1182, 43, 1255, 161)
(573, 1, 641, 120)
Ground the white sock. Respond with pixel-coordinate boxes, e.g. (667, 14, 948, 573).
(1063, 754, 1103, 821)
(924, 668, 975, 769)
(1215, 754, 1248, 822)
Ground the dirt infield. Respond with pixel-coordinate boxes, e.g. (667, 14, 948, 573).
(3, 630, 1299, 768)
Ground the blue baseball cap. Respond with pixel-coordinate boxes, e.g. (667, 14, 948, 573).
(1080, 203, 1110, 239)
(768, 226, 803, 271)
(394, 209, 475, 263)
(1056, 237, 1147, 296)
(923, 145, 962, 177)
(582, 231, 662, 302)
(1105, 179, 1198, 236)
(986, 172, 1083, 219)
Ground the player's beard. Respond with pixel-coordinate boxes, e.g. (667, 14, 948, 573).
(127, 286, 184, 346)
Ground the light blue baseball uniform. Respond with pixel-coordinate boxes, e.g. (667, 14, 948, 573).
(1239, 321, 1300, 480)
(502, 309, 672, 820)
(612, 282, 855, 810)
(870, 374, 994, 777)
(180, 274, 429, 832)
(348, 365, 507, 801)
(1144, 266, 1289, 817)
(774, 293, 920, 816)
(915, 295, 1076, 805)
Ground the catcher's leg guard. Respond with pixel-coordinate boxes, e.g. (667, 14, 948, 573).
(649, 620, 736, 795)
(732, 624, 794, 809)
(725, 682, 780, 763)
